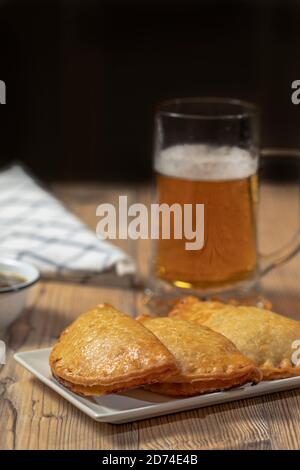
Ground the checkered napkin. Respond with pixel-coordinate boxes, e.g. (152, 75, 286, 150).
(0, 164, 135, 281)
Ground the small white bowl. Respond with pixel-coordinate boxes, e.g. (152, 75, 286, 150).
(0, 258, 40, 329)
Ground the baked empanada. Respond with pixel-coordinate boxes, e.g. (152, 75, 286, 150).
(137, 315, 261, 396)
(50, 304, 178, 396)
(169, 296, 300, 380)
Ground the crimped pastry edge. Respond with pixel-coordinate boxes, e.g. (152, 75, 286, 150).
(53, 363, 176, 396)
(146, 365, 261, 397)
(50, 354, 178, 389)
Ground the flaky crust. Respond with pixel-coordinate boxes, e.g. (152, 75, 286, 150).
(169, 296, 300, 380)
(50, 304, 177, 395)
(138, 316, 261, 396)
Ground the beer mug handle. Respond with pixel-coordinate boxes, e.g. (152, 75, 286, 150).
(259, 148, 300, 276)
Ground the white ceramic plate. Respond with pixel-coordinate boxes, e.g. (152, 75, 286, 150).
(14, 348, 300, 424)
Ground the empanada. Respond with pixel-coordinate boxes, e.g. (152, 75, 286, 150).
(137, 315, 261, 396)
(169, 296, 300, 380)
(50, 304, 178, 396)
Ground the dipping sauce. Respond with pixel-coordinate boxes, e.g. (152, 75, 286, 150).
(0, 272, 26, 289)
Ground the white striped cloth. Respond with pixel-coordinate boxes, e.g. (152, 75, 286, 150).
(0, 165, 135, 281)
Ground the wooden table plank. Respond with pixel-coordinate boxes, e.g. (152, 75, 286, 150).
(137, 399, 271, 450)
(1, 182, 300, 450)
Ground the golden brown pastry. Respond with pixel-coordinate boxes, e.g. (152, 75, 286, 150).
(137, 315, 262, 396)
(169, 296, 300, 380)
(50, 304, 178, 396)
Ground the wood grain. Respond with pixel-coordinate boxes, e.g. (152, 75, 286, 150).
(0, 182, 300, 450)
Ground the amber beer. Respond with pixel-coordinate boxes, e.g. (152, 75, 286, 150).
(154, 144, 258, 289)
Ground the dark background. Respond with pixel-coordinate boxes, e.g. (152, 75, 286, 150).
(0, 0, 299, 181)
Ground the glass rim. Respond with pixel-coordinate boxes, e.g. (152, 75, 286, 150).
(156, 97, 260, 120)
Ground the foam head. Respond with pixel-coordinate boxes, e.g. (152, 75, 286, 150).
(155, 144, 258, 181)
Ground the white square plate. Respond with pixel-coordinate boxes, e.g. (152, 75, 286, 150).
(14, 348, 300, 424)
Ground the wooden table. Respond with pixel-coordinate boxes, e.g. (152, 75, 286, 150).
(1, 182, 300, 450)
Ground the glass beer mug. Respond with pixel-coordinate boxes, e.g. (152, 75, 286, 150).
(148, 97, 300, 303)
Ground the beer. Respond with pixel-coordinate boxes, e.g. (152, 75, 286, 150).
(154, 144, 258, 289)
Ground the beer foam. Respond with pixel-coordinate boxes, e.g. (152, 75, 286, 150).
(155, 144, 258, 181)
